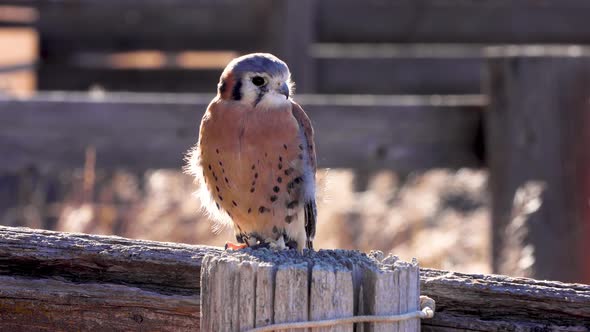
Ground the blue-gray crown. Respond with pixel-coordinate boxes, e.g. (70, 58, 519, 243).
(228, 53, 289, 77)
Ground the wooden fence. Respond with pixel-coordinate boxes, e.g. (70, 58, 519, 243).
(5, 0, 590, 94)
(1, 1, 590, 284)
(0, 226, 588, 331)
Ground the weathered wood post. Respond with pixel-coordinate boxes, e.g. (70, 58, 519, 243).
(485, 46, 590, 283)
(201, 249, 424, 332)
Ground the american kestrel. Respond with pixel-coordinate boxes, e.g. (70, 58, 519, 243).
(186, 53, 317, 251)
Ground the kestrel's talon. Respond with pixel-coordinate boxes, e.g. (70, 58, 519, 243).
(225, 241, 248, 250)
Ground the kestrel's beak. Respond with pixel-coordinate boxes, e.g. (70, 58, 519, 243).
(278, 82, 290, 99)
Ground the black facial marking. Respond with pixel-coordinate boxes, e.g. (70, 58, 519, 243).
(273, 186, 280, 193)
(232, 79, 242, 100)
(287, 200, 299, 209)
(285, 215, 294, 224)
(219, 81, 227, 94)
(270, 195, 277, 202)
(277, 177, 283, 183)
(232, 200, 238, 207)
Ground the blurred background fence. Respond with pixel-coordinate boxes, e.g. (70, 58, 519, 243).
(0, 0, 589, 283)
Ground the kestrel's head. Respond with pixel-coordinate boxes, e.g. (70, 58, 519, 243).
(217, 53, 293, 108)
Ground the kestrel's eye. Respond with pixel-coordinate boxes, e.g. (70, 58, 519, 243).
(252, 76, 266, 87)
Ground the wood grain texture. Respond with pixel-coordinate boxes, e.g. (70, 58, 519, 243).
(0, 275, 198, 332)
(0, 226, 588, 331)
(0, 92, 484, 173)
(421, 268, 590, 331)
(200, 249, 419, 332)
(485, 48, 590, 284)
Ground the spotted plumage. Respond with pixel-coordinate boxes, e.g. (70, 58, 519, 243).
(186, 53, 317, 251)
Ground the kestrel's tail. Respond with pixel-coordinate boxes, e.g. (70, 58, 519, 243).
(304, 200, 317, 250)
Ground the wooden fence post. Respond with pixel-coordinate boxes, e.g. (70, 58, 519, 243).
(485, 46, 590, 283)
(200, 249, 420, 332)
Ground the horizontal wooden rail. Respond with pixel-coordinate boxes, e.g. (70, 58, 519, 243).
(0, 92, 484, 173)
(0, 226, 587, 331)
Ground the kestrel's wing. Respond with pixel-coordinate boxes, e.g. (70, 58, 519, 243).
(291, 101, 317, 249)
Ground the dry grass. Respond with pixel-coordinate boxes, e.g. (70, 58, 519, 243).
(50, 168, 491, 274)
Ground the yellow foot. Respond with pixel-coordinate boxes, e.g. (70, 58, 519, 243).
(225, 241, 248, 250)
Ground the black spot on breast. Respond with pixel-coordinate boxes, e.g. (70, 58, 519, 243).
(294, 176, 302, 184)
(273, 186, 280, 193)
(277, 177, 282, 183)
(222, 168, 225, 173)
(279, 156, 283, 162)
(251, 164, 255, 170)
(287, 200, 299, 209)
(278, 163, 283, 170)
(285, 215, 294, 224)
(227, 212, 232, 218)
(250, 187, 255, 193)
(215, 186, 220, 192)
(251, 180, 256, 186)
(298, 154, 303, 160)
(218, 195, 223, 201)
(224, 177, 229, 184)
(270, 195, 277, 202)
(216, 149, 219, 154)
(259, 206, 270, 213)
(272, 226, 278, 234)
(254, 173, 258, 179)
(283, 144, 288, 150)
(247, 208, 252, 213)
(298, 144, 304, 150)
(284, 168, 293, 176)
(208, 164, 212, 170)
(219, 161, 223, 166)
(232, 200, 238, 207)
(216, 203, 220, 209)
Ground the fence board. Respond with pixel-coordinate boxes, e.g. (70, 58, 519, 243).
(0, 226, 588, 331)
(0, 92, 484, 173)
(317, 0, 590, 44)
(485, 47, 590, 284)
